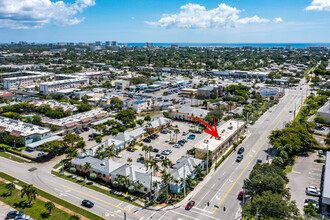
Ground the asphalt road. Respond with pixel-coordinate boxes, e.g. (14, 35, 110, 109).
(0, 83, 310, 220)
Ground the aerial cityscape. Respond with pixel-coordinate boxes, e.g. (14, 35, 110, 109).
(0, 0, 329, 220)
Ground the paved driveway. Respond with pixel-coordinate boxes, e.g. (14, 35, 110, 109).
(287, 152, 324, 214)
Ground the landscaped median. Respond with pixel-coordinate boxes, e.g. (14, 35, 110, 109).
(0, 151, 29, 163)
(51, 170, 144, 208)
(0, 172, 104, 220)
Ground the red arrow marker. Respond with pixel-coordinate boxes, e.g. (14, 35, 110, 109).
(187, 116, 219, 138)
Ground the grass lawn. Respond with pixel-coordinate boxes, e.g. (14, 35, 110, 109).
(138, 110, 162, 117)
(51, 171, 143, 208)
(0, 182, 72, 219)
(0, 152, 29, 163)
(0, 172, 104, 220)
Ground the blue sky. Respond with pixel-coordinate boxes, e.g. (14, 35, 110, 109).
(0, 0, 329, 43)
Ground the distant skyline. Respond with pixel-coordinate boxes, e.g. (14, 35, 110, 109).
(0, 0, 329, 43)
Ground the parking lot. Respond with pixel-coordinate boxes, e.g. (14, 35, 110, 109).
(287, 152, 324, 213)
(113, 120, 209, 166)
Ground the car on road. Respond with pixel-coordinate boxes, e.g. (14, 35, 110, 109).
(236, 155, 243, 162)
(14, 215, 30, 220)
(6, 211, 24, 219)
(187, 134, 196, 140)
(153, 148, 159, 153)
(237, 147, 244, 154)
(237, 191, 245, 200)
(143, 138, 151, 143)
(127, 148, 135, 152)
(304, 199, 319, 209)
(257, 159, 262, 165)
(82, 200, 94, 208)
(114, 154, 122, 158)
(185, 201, 195, 210)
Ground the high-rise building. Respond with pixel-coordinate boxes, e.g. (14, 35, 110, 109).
(78, 42, 86, 46)
(95, 41, 102, 46)
(111, 41, 118, 46)
(145, 42, 154, 48)
(286, 45, 292, 50)
(105, 41, 111, 46)
(121, 43, 127, 47)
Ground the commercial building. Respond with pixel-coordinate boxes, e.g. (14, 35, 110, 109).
(195, 120, 246, 162)
(317, 101, 330, 124)
(114, 80, 130, 90)
(145, 84, 161, 93)
(197, 85, 223, 98)
(179, 88, 197, 97)
(168, 106, 209, 121)
(127, 100, 148, 113)
(3, 72, 55, 90)
(111, 41, 118, 47)
(135, 84, 148, 91)
(0, 116, 51, 145)
(95, 41, 102, 46)
(39, 77, 88, 95)
(44, 110, 107, 135)
(32, 100, 77, 112)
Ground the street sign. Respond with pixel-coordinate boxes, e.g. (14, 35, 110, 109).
(214, 205, 219, 208)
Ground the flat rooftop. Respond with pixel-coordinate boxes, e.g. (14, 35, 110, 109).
(0, 116, 50, 137)
(323, 151, 330, 199)
(195, 120, 245, 152)
(39, 78, 87, 86)
(317, 101, 330, 114)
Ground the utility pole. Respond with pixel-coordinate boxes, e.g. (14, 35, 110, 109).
(206, 144, 209, 174)
(183, 165, 186, 197)
(124, 211, 126, 220)
(256, 208, 259, 220)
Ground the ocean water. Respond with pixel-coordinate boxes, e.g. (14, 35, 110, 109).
(125, 43, 330, 49)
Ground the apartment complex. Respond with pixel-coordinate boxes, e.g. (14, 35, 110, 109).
(0, 116, 51, 145)
(39, 78, 88, 95)
(3, 72, 54, 90)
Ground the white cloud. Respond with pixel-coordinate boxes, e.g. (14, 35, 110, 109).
(146, 3, 282, 29)
(273, 17, 283, 23)
(0, 0, 95, 29)
(306, 0, 330, 11)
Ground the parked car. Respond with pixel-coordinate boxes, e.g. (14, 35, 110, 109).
(256, 159, 262, 165)
(131, 146, 139, 150)
(153, 148, 159, 153)
(178, 142, 185, 146)
(173, 144, 180, 148)
(143, 138, 151, 143)
(306, 188, 321, 197)
(237, 191, 245, 200)
(82, 200, 94, 208)
(127, 148, 135, 152)
(37, 152, 46, 157)
(187, 134, 196, 140)
(236, 155, 243, 162)
(76, 130, 82, 134)
(156, 154, 164, 160)
(14, 215, 30, 220)
(6, 211, 24, 219)
(162, 150, 170, 155)
(84, 127, 90, 131)
(183, 131, 189, 135)
(307, 186, 320, 192)
(25, 148, 35, 152)
(304, 199, 319, 209)
(180, 139, 188, 143)
(81, 129, 85, 132)
(185, 201, 195, 210)
(161, 129, 169, 134)
(237, 147, 245, 154)
(114, 154, 122, 158)
(166, 149, 172, 153)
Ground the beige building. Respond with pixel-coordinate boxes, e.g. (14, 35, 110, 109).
(195, 120, 246, 162)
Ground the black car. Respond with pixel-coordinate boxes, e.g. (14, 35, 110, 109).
(25, 148, 35, 152)
(127, 148, 135, 152)
(149, 135, 156, 140)
(153, 148, 159, 153)
(237, 147, 244, 154)
(84, 127, 90, 131)
(82, 200, 94, 208)
(156, 154, 164, 160)
(236, 155, 243, 162)
(6, 211, 24, 219)
(143, 138, 151, 143)
(178, 141, 185, 146)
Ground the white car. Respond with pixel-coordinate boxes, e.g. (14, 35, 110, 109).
(115, 154, 122, 158)
(306, 188, 321, 197)
(182, 131, 189, 135)
(173, 144, 180, 148)
(161, 150, 170, 155)
(15, 215, 31, 220)
(165, 149, 172, 153)
(307, 186, 320, 192)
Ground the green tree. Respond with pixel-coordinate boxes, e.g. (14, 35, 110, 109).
(31, 115, 42, 125)
(111, 129, 119, 136)
(137, 119, 144, 126)
(70, 215, 80, 220)
(20, 184, 38, 205)
(115, 109, 136, 124)
(95, 124, 107, 134)
(5, 183, 15, 196)
(174, 128, 180, 142)
(45, 202, 55, 216)
(204, 110, 223, 124)
(95, 135, 102, 143)
(314, 116, 326, 124)
(77, 103, 92, 112)
(144, 115, 151, 122)
(63, 133, 83, 148)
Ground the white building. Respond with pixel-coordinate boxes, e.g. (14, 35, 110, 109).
(169, 106, 209, 121)
(39, 78, 88, 95)
(3, 72, 54, 90)
(127, 100, 148, 113)
(0, 116, 51, 145)
(317, 101, 330, 124)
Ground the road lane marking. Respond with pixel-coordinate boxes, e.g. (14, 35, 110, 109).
(195, 191, 209, 206)
(158, 211, 168, 220)
(212, 94, 297, 213)
(188, 208, 220, 220)
(62, 184, 142, 218)
(170, 210, 202, 220)
(194, 206, 216, 214)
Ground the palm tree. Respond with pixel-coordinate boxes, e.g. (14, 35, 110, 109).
(83, 162, 92, 175)
(161, 157, 171, 172)
(168, 131, 172, 141)
(45, 202, 55, 216)
(105, 144, 115, 159)
(147, 146, 153, 160)
(142, 145, 148, 159)
(127, 157, 133, 164)
(21, 184, 38, 205)
(69, 215, 81, 220)
(174, 128, 180, 142)
(228, 101, 234, 112)
(5, 183, 15, 196)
